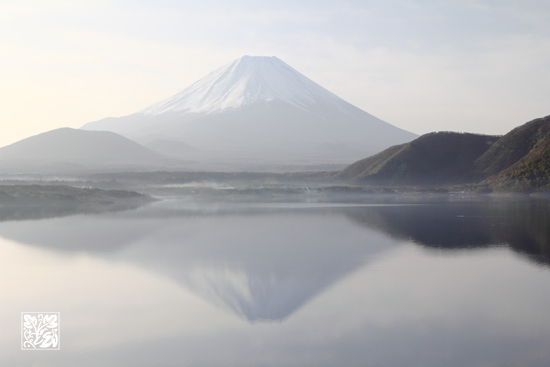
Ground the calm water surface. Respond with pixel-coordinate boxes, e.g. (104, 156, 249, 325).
(1, 197, 550, 366)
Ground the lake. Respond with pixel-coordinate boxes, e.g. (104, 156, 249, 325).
(1, 195, 550, 366)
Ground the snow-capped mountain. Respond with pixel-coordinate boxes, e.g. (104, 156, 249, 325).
(82, 56, 417, 166)
(139, 56, 366, 117)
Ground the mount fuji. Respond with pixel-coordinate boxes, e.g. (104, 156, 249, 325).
(82, 56, 417, 166)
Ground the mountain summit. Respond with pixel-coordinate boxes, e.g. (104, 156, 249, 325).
(82, 56, 417, 167)
(140, 55, 368, 117)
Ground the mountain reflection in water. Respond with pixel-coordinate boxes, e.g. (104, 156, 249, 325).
(0, 198, 549, 323)
(1, 197, 550, 367)
(0, 201, 397, 322)
(345, 199, 550, 266)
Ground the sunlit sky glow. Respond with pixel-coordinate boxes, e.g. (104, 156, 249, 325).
(1, 0, 549, 147)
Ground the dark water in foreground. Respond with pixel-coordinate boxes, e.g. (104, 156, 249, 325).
(1, 197, 550, 366)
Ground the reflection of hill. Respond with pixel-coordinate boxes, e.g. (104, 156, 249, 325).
(0, 202, 397, 322)
(345, 199, 550, 265)
(5, 199, 547, 321)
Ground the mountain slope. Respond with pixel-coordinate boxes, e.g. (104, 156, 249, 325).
(474, 115, 550, 176)
(480, 116, 550, 191)
(138, 55, 361, 116)
(143, 139, 198, 159)
(0, 128, 174, 172)
(82, 56, 417, 164)
(336, 132, 500, 185)
(484, 141, 550, 191)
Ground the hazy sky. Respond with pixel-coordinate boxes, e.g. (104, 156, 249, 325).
(1, 0, 549, 147)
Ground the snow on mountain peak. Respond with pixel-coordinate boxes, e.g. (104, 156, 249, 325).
(139, 55, 353, 115)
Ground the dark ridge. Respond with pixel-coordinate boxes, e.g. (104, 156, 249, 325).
(484, 139, 550, 191)
(475, 115, 550, 176)
(336, 132, 499, 185)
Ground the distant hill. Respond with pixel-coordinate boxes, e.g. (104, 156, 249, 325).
(0, 128, 178, 173)
(336, 132, 500, 185)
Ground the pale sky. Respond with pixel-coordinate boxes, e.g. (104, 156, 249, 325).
(1, 0, 549, 147)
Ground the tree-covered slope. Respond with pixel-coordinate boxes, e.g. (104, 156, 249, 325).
(336, 132, 499, 185)
(475, 115, 550, 176)
(483, 140, 550, 191)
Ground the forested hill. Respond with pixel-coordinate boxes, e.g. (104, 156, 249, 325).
(337, 114, 550, 191)
(335, 132, 499, 185)
(474, 115, 550, 176)
(480, 115, 550, 191)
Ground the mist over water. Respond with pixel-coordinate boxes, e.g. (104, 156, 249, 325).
(1, 197, 550, 366)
